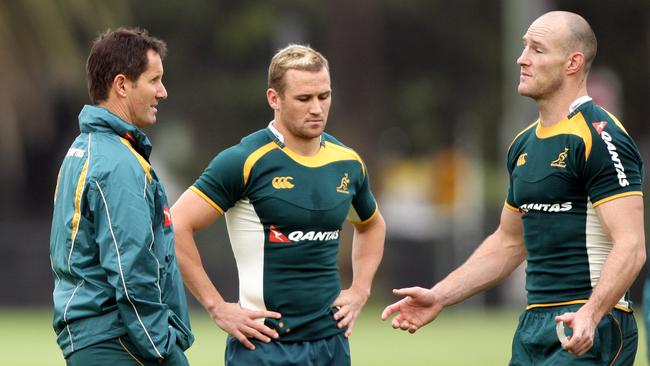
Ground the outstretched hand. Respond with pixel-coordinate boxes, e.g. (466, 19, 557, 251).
(381, 287, 443, 333)
(209, 301, 281, 350)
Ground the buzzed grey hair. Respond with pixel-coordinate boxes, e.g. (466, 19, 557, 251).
(565, 12, 597, 73)
(547, 11, 597, 74)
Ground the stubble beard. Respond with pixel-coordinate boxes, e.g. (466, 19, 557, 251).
(297, 125, 324, 141)
(519, 73, 564, 102)
(283, 118, 325, 141)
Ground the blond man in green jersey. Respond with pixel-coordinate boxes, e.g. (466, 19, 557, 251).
(172, 44, 386, 365)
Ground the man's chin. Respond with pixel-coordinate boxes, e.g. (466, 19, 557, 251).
(303, 126, 324, 138)
(133, 118, 156, 129)
(517, 87, 534, 98)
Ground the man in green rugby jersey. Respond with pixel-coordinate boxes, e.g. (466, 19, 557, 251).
(382, 11, 645, 365)
(172, 44, 386, 365)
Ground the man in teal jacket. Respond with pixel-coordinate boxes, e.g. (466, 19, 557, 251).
(50, 28, 193, 365)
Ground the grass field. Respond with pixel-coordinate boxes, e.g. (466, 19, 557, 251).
(2, 305, 647, 365)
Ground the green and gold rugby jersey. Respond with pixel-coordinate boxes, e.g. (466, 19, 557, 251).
(505, 97, 644, 310)
(192, 123, 378, 341)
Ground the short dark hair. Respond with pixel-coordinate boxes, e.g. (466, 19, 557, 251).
(86, 27, 167, 104)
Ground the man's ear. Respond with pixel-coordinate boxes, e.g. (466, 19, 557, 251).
(266, 88, 280, 110)
(566, 52, 585, 76)
(112, 74, 128, 97)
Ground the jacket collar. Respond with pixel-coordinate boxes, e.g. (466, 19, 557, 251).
(78, 105, 152, 159)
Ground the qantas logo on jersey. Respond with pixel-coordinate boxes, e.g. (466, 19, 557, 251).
(592, 121, 608, 135)
(268, 225, 340, 243)
(519, 202, 572, 214)
(163, 206, 172, 227)
(600, 131, 629, 187)
(269, 225, 290, 243)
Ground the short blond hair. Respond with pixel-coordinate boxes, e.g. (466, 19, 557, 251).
(268, 44, 329, 96)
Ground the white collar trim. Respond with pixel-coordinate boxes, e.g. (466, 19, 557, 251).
(268, 120, 284, 143)
(267, 120, 324, 145)
(569, 96, 592, 114)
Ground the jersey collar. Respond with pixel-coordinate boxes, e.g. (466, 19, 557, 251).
(568, 96, 593, 115)
(267, 120, 285, 145)
(267, 120, 325, 147)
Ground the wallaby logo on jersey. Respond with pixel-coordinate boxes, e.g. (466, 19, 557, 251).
(268, 225, 340, 243)
(599, 130, 629, 187)
(272, 176, 295, 189)
(516, 153, 527, 167)
(336, 173, 350, 194)
(550, 148, 569, 168)
(519, 202, 572, 214)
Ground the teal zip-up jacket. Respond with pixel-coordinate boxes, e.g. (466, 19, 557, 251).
(50, 105, 193, 360)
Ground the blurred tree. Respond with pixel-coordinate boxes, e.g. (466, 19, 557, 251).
(0, 0, 646, 305)
(0, 0, 131, 218)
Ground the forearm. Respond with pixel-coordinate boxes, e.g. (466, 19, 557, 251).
(583, 235, 645, 321)
(350, 215, 386, 296)
(175, 228, 225, 312)
(350, 238, 383, 296)
(432, 229, 526, 307)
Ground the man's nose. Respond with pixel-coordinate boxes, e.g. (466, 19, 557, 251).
(309, 99, 322, 114)
(157, 83, 168, 100)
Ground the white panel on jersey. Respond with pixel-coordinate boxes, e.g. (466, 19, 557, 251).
(225, 197, 267, 320)
(585, 200, 629, 308)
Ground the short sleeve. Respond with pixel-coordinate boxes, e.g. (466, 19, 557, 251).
(585, 123, 644, 206)
(505, 145, 519, 212)
(192, 146, 247, 213)
(347, 162, 378, 224)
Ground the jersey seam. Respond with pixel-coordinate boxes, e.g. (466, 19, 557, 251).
(189, 186, 225, 214)
(592, 191, 643, 207)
